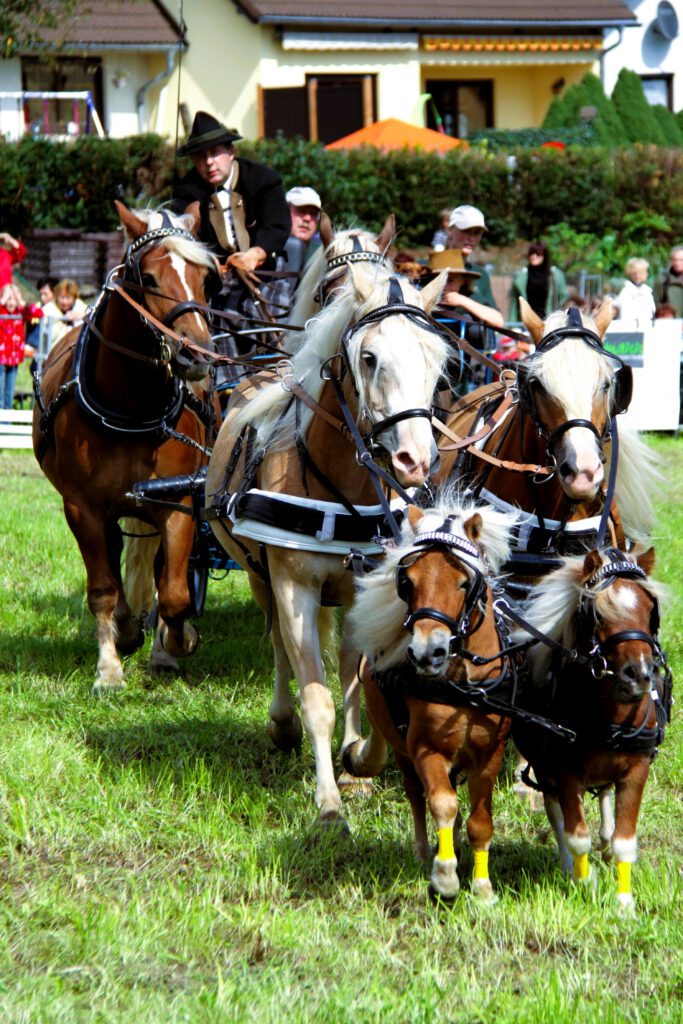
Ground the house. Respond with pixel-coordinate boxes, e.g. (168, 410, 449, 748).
(1, 0, 681, 145)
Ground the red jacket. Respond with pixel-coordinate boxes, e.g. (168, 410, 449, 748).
(0, 302, 42, 366)
(0, 240, 27, 289)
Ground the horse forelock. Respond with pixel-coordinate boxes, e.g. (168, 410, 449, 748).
(130, 207, 216, 272)
(528, 331, 613, 417)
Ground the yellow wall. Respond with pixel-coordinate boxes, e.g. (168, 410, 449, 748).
(147, 3, 598, 140)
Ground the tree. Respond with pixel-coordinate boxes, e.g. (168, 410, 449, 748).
(1, 1, 83, 58)
(541, 73, 625, 146)
(652, 104, 683, 147)
(611, 69, 667, 145)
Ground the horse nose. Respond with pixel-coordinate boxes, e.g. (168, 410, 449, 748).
(391, 449, 430, 487)
(408, 635, 450, 674)
(618, 658, 652, 700)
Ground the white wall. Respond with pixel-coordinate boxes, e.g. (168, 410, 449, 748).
(602, 0, 683, 112)
(0, 58, 24, 141)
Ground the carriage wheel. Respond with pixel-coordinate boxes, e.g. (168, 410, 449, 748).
(188, 565, 209, 618)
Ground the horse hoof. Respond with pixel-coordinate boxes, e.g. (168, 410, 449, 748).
(428, 884, 458, 908)
(318, 811, 350, 836)
(268, 715, 303, 753)
(160, 622, 199, 659)
(471, 880, 498, 905)
(337, 771, 373, 797)
(92, 678, 126, 696)
(116, 627, 145, 656)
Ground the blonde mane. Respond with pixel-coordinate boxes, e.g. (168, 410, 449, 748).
(349, 489, 518, 672)
(236, 269, 448, 450)
(517, 550, 665, 683)
(531, 309, 658, 543)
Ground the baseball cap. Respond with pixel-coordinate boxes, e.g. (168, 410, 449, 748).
(448, 205, 487, 231)
(286, 186, 322, 209)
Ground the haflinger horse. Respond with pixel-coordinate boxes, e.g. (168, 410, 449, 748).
(284, 213, 395, 336)
(512, 547, 671, 911)
(344, 493, 518, 903)
(33, 202, 219, 693)
(435, 299, 656, 560)
(204, 265, 449, 823)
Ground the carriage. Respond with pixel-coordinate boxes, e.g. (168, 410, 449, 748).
(33, 202, 672, 908)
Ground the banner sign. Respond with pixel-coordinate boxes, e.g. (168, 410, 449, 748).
(603, 331, 644, 368)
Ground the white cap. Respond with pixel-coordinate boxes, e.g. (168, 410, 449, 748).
(448, 204, 486, 231)
(286, 186, 322, 209)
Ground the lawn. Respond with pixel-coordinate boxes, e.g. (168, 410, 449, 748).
(0, 437, 681, 1023)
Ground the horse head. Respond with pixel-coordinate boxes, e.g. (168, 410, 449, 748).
(578, 547, 661, 705)
(345, 268, 447, 488)
(115, 201, 217, 381)
(517, 299, 633, 502)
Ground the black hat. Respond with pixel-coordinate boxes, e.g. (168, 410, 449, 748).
(178, 111, 242, 156)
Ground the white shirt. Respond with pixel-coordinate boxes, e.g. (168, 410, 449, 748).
(615, 280, 655, 329)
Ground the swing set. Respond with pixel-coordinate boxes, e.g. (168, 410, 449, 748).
(0, 90, 105, 140)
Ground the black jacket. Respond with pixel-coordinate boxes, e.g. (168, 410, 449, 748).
(172, 156, 290, 266)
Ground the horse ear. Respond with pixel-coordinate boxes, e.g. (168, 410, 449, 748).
(185, 201, 201, 236)
(636, 546, 656, 576)
(375, 213, 396, 253)
(519, 297, 544, 345)
(593, 299, 613, 338)
(582, 550, 603, 578)
(115, 200, 148, 241)
(464, 512, 483, 545)
(407, 504, 423, 531)
(319, 211, 334, 249)
(419, 270, 447, 312)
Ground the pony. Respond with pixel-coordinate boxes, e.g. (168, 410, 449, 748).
(204, 266, 449, 823)
(344, 493, 519, 903)
(33, 202, 219, 693)
(512, 547, 671, 911)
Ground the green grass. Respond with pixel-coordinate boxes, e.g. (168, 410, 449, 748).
(0, 439, 682, 1023)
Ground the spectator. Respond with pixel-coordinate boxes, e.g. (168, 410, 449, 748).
(508, 241, 568, 321)
(653, 245, 683, 317)
(262, 186, 322, 320)
(0, 284, 42, 408)
(446, 205, 499, 314)
(615, 258, 655, 329)
(28, 275, 59, 354)
(0, 232, 27, 289)
(431, 208, 451, 251)
(655, 303, 676, 319)
(432, 249, 504, 329)
(47, 279, 87, 349)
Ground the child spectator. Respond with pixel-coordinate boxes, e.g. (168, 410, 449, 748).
(0, 284, 42, 408)
(47, 278, 87, 349)
(0, 232, 27, 289)
(430, 209, 451, 251)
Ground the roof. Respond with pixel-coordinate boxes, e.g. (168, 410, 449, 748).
(31, 0, 184, 49)
(233, 1, 637, 28)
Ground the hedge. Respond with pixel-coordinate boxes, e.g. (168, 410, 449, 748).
(3, 134, 683, 252)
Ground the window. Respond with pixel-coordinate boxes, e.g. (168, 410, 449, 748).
(21, 57, 103, 136)
(260, 74, 375, 143)
(639, 74, 673, 110)
(425, 79, 493, 138)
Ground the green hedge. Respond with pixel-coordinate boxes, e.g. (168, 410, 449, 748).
(3, 134, 683, 253)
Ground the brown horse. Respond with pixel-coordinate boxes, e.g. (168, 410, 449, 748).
(33, 202, 219, 693)
(512, 547, 671, 911)
(344, 495, 518, 902)
(204, 267, 449, 823)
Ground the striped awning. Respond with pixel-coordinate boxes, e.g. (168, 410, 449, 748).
(422, 36, 602, 53)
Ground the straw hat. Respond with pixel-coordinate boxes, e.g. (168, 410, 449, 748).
(428, 249, 481, 278)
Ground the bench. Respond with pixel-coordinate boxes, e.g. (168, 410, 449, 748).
(0, 408, 33, 449)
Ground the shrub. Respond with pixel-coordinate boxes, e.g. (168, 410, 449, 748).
(611, 69, 667, 146)
(651, 105, 683, 147)
(541, 73, 626, 148)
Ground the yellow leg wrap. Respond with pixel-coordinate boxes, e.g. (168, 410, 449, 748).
(437, 827, 455, 861)
(573, 853, 589, 880)
(616, 861, 632, 896)
(473, 850, 489, 881)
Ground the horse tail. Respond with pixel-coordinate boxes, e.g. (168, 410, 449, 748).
(612, 425, 661, 544)
(122, 518, 159, 618)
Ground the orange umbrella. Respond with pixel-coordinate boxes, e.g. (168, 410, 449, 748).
(325, 118, 467, 153)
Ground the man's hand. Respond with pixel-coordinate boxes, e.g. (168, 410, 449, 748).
(228, 246, 267, 283)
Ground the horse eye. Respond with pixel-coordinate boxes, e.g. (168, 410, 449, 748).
(362, 351, 377, 369)
(141, 273, 157, 289)
(601, 382, 610, 394)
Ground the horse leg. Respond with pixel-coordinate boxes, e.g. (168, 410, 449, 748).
(414, 750, 460, 900)
(267, 605, 302, 753)
(272, 576, 341, 822)
(394, 751, 429, 863)
(64, 500, 125, 693)
(611, 763, 649, 912)
(598, 787, 616, 862)
(557, 777, 594, 887)
(543, 794, 573, 873)
(466, 757, 504, 904)
(337, 616, 373, 796)
(108, 522, 144, 654)
(155, 513, 198, 662)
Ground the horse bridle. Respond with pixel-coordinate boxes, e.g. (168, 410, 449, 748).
(515, 307, 634, 460)
(396, 524, 488, 650)
(314, 233, 389, 306)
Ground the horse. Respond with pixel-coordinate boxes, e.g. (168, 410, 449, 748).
(512, 546, 671, 911)
(284, 213, 395, 334)
(343, 494, 519, 903)
(33, 202, 219, 693)
(204, 266, 449, 823)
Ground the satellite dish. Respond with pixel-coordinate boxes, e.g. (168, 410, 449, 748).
(652, 1, 678, 40)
